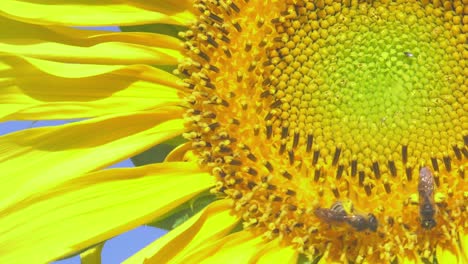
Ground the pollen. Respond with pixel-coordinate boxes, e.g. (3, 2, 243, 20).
(180, 0, 467, 262)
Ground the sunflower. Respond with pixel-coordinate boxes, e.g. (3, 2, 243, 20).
(0, 0, 466, 263)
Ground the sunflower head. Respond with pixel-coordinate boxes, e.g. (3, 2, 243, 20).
(1, 0, 467, 263)
(181, 0, 467, 262)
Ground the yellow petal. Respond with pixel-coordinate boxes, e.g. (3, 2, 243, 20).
(129, 0, 194, 14)
(0, 109, 185, 211)
(6, 55, 182, 85)
(0, 0, 195, 26)
(253, 240, 298, 264)
(398, 251, 425, 264)
(124, 199, 239, 264)
(0, 162, 214, 264)
(0, 17, 182, 65)
(0, 56, 185, 120)
(80, 244, 104, 264)
(174, 231, 268, 264)
(436, 244, 460, 264)
(1, 16, 183, 51)
(460, 233, 468, 264)
(165, 142, 192, 162)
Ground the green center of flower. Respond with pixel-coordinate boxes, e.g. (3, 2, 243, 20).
(181, 0, 467, 262)
(267, 1, 466, 178)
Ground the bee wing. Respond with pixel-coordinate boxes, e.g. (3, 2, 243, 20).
(314, 207, 347, 222)
(418, 167, 437, 229)
(418, 167, 436, 209)
(418, 167, 434, 196)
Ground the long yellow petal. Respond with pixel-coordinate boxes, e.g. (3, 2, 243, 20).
(128, 0, 194, 14)
(0, 17, 182, 65)
(0, 41, 180, 65)
(3, 55, 182, 85)
(80, 244, 104, 264)
(124, 199, 239, 264)
(0, 162, 214, 264)
(461, 233, 468, 264)
(436, 244, 461, 264)
(0, 56, 185, 120)
(1, 16, 183, 51)
(0, 109, 185, 211)
(0, 0, 195, 26)
(253, 240, 298, 264)
(173, 231, 268, 264)
(165, 142, 192, 162)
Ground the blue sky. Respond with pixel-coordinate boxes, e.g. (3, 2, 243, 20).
(3, 25, 167, 264)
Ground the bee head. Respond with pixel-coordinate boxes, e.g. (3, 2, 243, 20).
(367, 213, 378, 232)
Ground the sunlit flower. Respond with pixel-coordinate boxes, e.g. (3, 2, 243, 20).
(0, 0, 466, 263)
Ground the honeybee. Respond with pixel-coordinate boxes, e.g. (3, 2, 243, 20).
(418, 167, 437, 229)
(314, 202, 378, 232)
